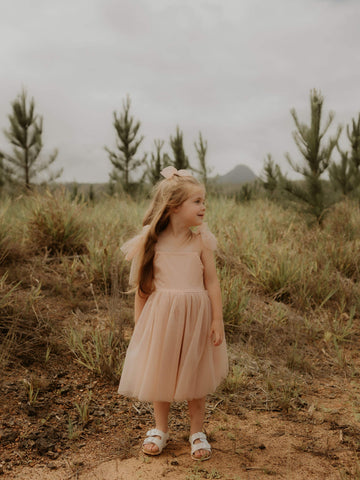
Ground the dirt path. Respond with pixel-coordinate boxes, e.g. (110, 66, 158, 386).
(5, 405, 358, 480)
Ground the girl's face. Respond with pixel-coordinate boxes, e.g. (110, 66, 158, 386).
(172, 186, 206, 227)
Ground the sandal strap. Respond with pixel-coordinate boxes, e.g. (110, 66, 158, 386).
(143, 429, 169, 450)
(191, 441, 211, 454)
(143, 436, 163, 449)
(146, 428, 168, 439)
(189, 432, 211, 454)
(189, 432, 208, 444)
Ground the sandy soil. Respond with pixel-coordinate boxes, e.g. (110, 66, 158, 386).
(4, 387, 360, 480)
(2, 267, 360, 480)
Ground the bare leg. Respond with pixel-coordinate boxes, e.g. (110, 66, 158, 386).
(143, 401, 170, 454)
(188, 397, 209, 459)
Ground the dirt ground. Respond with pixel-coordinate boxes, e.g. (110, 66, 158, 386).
(2, 363, 360, 480)
(2, 262, 360, 479)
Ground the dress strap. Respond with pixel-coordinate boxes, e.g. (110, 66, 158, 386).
(121, 225, 150, 260)
(197, 223, 217, 251)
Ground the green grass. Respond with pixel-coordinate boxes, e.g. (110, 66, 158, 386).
(65, 324, 126, 383)
(2, 191, 360, 412)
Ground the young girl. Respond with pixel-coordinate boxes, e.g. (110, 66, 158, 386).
(118, 166, 228, 461)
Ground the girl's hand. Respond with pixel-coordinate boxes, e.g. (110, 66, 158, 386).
(209, 321, 224, 346)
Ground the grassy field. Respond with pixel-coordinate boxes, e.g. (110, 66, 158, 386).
(1, 189, 360, 478)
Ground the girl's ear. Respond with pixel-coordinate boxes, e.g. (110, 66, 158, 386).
(170, 203, 181, 214)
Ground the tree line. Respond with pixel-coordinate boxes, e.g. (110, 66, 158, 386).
(0, 90, 211, 195)
(1, 88, 360, 225)
(261, 89, 360, 224)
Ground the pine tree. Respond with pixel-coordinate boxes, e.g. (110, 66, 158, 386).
(284, 89, 341, 223)
(328, 150, 358, 196)
(169, 126, 190, 170)
(145, 139, 171, 185)
(194, 131, 211, 187)
(261, 154, 284, 194)
(0, 89, 61, 190)
(105, 95, 146, 193)
(347, 113, 360, 168)
(329, 114, 360, 196)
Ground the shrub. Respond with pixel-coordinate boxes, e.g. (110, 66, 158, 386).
(0, 201, 11, 264)
(83, 237, 128, 293)
(66, 325, 126, 384)
(0, 273, 51, 370)
(0, 199, 24, 264)
(27, 189, 87, 255)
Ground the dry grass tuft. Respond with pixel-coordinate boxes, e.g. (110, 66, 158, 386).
(27, 189, 88, 255)
(0, 273, 53, 371)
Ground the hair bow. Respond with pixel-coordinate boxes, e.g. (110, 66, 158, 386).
(160, 166, 192, 179)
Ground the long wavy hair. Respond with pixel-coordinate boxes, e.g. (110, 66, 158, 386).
(137, 174, 203, 296)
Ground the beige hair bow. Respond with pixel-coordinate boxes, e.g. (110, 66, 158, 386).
(160, 166, 192, 179)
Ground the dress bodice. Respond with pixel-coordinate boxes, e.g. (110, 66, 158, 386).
(153, 251, 205, 291)
(120, 223, 217, 288)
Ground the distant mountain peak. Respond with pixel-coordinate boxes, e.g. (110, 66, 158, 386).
(215, 164, 257, 184)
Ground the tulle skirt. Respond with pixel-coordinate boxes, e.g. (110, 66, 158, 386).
(118, 289, 228, 402)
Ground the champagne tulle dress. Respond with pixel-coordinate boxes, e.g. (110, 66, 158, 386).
(118, 224, 228, 402)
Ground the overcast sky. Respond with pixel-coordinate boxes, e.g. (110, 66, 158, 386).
(0, 0, 359, 183)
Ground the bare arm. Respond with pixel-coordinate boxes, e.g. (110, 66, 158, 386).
(201, 247, 224, 346)
(134, 289, 149, 324)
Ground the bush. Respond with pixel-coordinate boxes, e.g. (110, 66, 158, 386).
(0, 273, 52, 370)
(27, 189, 88, 255)
(83, 237, 128, 293)
(0, 201, 11, 264)
(0, 199, 24, 264)
(66, 325, 127, 384)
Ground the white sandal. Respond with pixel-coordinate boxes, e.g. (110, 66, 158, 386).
(142, 428, 169, 456)
(189, 432, 212, 461)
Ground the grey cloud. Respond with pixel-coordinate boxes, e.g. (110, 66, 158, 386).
(0, 0, 359, 183)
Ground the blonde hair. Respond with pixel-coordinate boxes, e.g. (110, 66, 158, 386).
(137, 174, 203, 296)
